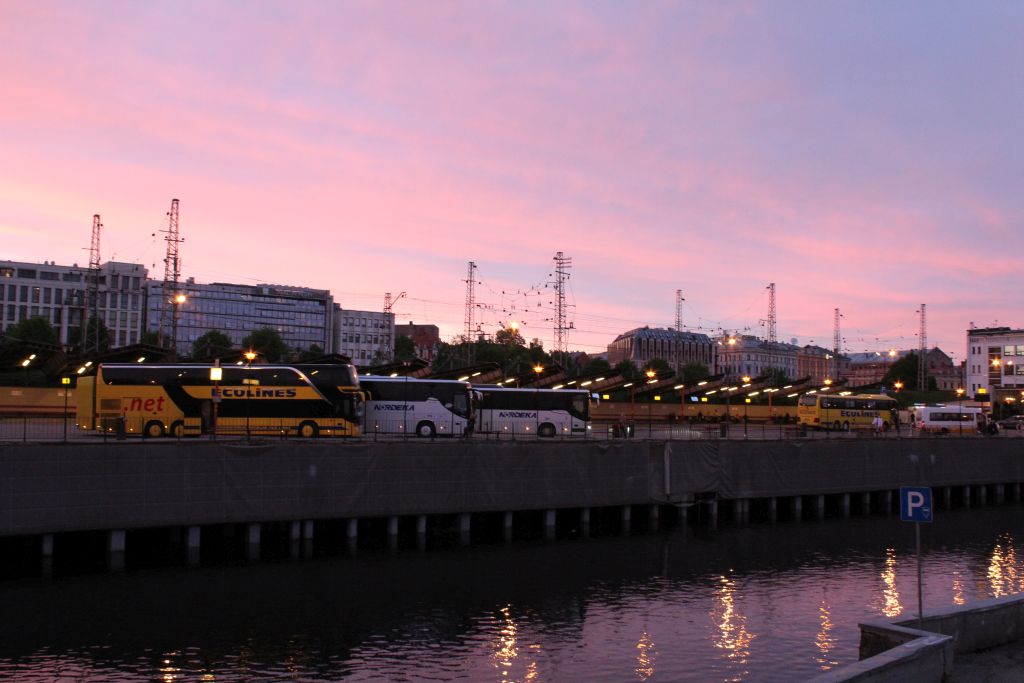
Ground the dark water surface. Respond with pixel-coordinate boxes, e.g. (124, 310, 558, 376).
(2, 507, 1022, 682)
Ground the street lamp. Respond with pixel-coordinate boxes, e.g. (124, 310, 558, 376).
(171, 293, 187, 353)
(533, 364, 543, 436)
(742, 376, 751, 437)
(244, 350, 257, 440)
(210, 359, 222, 440)
(956, 387, 964, 436)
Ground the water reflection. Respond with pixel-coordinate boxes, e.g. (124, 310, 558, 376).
(878, 548, 903, 617)
(814, 593, 838, 671)
(635, 630, 656, 681)
(711, 572, 755, 680)
(493, 605, 518, 682)
(987, 535, 1020, 598)
(952, 571, 966, 606)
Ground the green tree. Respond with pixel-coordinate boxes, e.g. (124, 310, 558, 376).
(394, 335, 416, 362)
(583, 357, 612, 375)
(882, 353, 920, 390)
(615, 359, 640, 381)
(70, 316, 111, 353)
(296, 343, 324, 362)
(191, 330, 234, 360)
(2, 316, 59, 345)
(495, 325, 526, 347)
(646, 357, 673, 375)
(680, 362, 710, 384)
(242, 327, 287, 363)
(140, 330, 161, 346)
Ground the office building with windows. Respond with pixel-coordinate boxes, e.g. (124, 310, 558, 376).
(145, 279, 336, 357)
(1, 259, 148, 347)
(966, 326, 1024, 400)
(607, 327, 716, 373)
(337, 309, 394, 366)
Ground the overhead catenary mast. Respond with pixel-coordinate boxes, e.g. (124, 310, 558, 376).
(833, 308, 842, 380)
(918, 304, 927, 390)
(85, 214, 102, 353)
(157, 199, 183, 350)
(463, 261, 477, 362)
(552, 252, 572, 359)
(675, 290, 684, 332)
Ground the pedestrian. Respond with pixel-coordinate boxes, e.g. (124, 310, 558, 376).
(872, 414, 883, 435)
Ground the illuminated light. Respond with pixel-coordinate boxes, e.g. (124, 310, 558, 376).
(701, 396, 708, 402)
(646, 379, 658, 384)
(85, 361, 93, 367)
(742, 383, 751, 388)
(824, 378, 833, 385)
(472, 371, 481, 377)
(509, 320, 520, 330)
(654, 395, 661, 401)
(244, 350, 257, 362)
(458, 375, 470, 381)
(389, 372, 399, 378)
(705, 390, 717, 395)
(645, 370, 656, 379)
(673, 384, 684, 390)
(807, 389, 817, 394)
(21, 359, 30, 367)
(742, 376, 751, 383)
(29, 354, 37, 360)
(880, 548, 903, 617)
(137, 356, 146, 363)
(748, 391, 760, 397)
(783, 385, 792, 389)
(787, 393, 799, 398)
(595, 377, 605, 382)
(728, 387, 739, 392)
(533, 365, 543, 374)
(552, 384, 564, 390)
(580, 381, 593, 387)
(888, 349, 897, 357)
(623, 382, 633, 388)
(61, 377, 70, 385)
(209, 367, 223, 382)
(744, 398, 751, 404)
(602, 394, 610, 400)
(839, 391, 852, 396)
(698, 380, 708, 386)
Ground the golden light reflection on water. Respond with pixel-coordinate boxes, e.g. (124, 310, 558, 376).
(635, 630, 656, 681)
(879, 548, 903, 617)
(492, 605, 519, 682)
(814, 596, 838, 671)
(986, 536, 1021, 598)
(952, 571, 965, 606)
(711, 573, 755, 679)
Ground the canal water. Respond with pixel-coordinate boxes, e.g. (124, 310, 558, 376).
(1, 506, 1022, 682)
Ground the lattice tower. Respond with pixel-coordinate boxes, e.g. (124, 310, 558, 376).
(675, 290, 684, 332)
(833, 308, 841, 380)
(918, 304, 927, 390)
(553, 252, 572, 356)
(766, 283, 777, 345)
(157, 199, 183, 349)
(85, 214, 102, 353)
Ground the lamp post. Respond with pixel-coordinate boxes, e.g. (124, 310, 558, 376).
(210, 359, 222, 440)
(956, 387, 964, 436)
(742, 376, 751, 438)
(61, 376, 70, 442)
(645, 369, 656, 437)
(244, 350, 256, 440)
(171, 292, 187, 354)
(533, 364, 543, 437)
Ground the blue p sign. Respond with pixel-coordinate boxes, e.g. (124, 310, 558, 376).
(900, 486, 933, 523)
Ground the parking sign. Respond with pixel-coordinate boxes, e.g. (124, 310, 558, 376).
(900, 486, 933, 523)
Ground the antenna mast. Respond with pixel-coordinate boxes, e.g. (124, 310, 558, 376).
(553, 252, 572, 358)
(918, 304, 927, 390)
(86, 214, 102, 353)
(157, 199, 183, 350)
(675, 290, 684, 332)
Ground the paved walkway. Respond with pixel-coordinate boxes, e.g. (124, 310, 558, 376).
(950, 639, 1024, 682)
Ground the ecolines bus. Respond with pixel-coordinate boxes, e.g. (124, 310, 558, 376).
(797, 392, 898, 431)
(77, 363, 363, 438)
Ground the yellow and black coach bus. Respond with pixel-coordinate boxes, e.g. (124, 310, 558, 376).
(796, 392, 897, 431)
(77, 363, 364, 438)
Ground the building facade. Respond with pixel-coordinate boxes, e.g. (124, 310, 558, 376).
(394, 322, 441, 361)
(844, 348, 960, 391)
(716, 334, 799, 381)
(1, 259, 148, 347)
(336, 309, 394, 366)
(797, 345, 850, 384)
(966, 327, 1024, 400)
(145, 279, 336, 357)
(607, 327, 716, 373)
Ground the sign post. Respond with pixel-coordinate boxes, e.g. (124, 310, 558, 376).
(900, 486, 933, 628)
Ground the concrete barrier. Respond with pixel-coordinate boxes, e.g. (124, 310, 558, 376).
(810, 593, 1024, 682)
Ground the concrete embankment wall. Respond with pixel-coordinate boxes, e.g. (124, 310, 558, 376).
(1, 438, 1022, 537)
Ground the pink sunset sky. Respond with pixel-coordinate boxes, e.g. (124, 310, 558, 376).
(2, 1, 1021, 361)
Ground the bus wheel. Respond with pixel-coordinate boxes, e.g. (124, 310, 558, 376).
(170, 421, 185, 438)
(842, 421, 850, 432)
(144, 420, 165, 439)
(539, 423, 556, 438)
(298, 421, 319, 438)
(416, 421, 436, 438)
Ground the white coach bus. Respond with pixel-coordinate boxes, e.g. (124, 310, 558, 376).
(911, 405, 984, 434)
(474, 386, 591, 438)
(361, 376, 473, 437)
